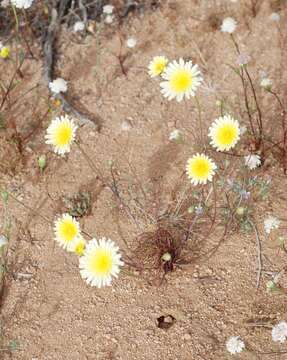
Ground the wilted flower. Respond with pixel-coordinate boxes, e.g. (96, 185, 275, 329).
(236, 53, 251, 66)
(226, 336, 245, 354)
(160, 58, 203, 102)
(264, 216, 280, 234)
(260, 77, 272, 90)
(270, 12, 280, 22)
(49, 78, 68, 94)
(103, 4, 114, 14)
(221, 17, 237, 33)
(244, 154, 261, 170)
(1, 0, 10, 7)
(79, 237, 124, 288)
(0, 235, 8, 248)
(126, 37, 137, 48)
(105, 15, 114, 24)
(169, 129, 183, 142)
(73, 21, 85, 32)
(11, 0, 33, 9)
(272, 321, 287, 343)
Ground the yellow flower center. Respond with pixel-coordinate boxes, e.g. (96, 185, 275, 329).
(55, 123, 73, 147)
(216, 124, 237, 146)
(191, 159, 210, 179)
(59, 220, 78, 242)
(154, 61, 166, 75)
(75, 242, 85, 256)
(88, 249, 113, 276)
(170, 69, 192, 93)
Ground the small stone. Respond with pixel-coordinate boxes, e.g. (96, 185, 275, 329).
(183, 333, 191, 341)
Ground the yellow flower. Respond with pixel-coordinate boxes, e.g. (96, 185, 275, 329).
(209, 115, 240, 151)
(160, 58, 203, 102)
(186, 153, 217, 185)
(70, 236, 86, 256)
(148, 56, 168, 78)
(79, 238, 124, 288)
(45, 114, 77, 156)
(0, 47, 10, 59)
(54, 214, 81, 250)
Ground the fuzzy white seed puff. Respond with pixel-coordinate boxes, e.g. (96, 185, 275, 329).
(54, 214, 81, 251)
(264, 216, 280, 234)
(209, 115, 240, 151)
(126, 37, 137, 48)
(160, 58, 203, 102)
(79, 238, 124, 288)
(226, 336, 245, 354)
(73, 21, 85, 32)
(148, 56, 168, 78)
(186, 154, 217, 186)
(45, 115, 77, 156)
(221, 17, 237, 33)
(103, 4, 114, 14)
(244, 154, 261, 170)
(272, 321, 287, 343)
(11, 0, 33, 9)
(49, 78, 68, 94)
(260, 77, 272, 90)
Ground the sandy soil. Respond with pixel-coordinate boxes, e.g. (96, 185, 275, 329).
(1, 0, 287, 359)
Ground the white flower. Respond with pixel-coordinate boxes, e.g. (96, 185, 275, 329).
(105, 14, 114, 24)
(103, 4, 114, 14)
(126, 37, 137, 48)
(0, 235, 8, 248)
(73, 21, 85, 32)
(1, 0, 10, 7)
(10, 0, 33, 9)
(260, 77, 272, 90)
(221, 17, 237, 33)
(272, 321, 287, 343)
(244, 154, 261, 170)
(49, 78, 68, 94)
(79, 237, 124, 288)
(270, 12, 280, 22)
(160, 58, 203, 102)
(264, 216, 280, 234)
(169, 129, 183, 142)
(226, 336, 245, 354)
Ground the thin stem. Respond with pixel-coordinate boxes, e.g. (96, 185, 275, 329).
(194, 96, 204, 150)
(244, 67, 263, 140)
(12, 5, 19, 33)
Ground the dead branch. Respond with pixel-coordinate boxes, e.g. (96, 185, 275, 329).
(43, 2, 101, 129)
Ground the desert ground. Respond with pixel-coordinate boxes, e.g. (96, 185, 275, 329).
(1, 0, 287, 359)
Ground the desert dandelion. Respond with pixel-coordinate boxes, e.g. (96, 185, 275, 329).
(186, 154, 217, 185)
(45, 115, 77, 156)
(160, 58, 203, 102)
(148, 56, 168, 78)
(79, 238, 124, 288)
(209, 115, 240, 151)
(54, 214, 81, 251)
